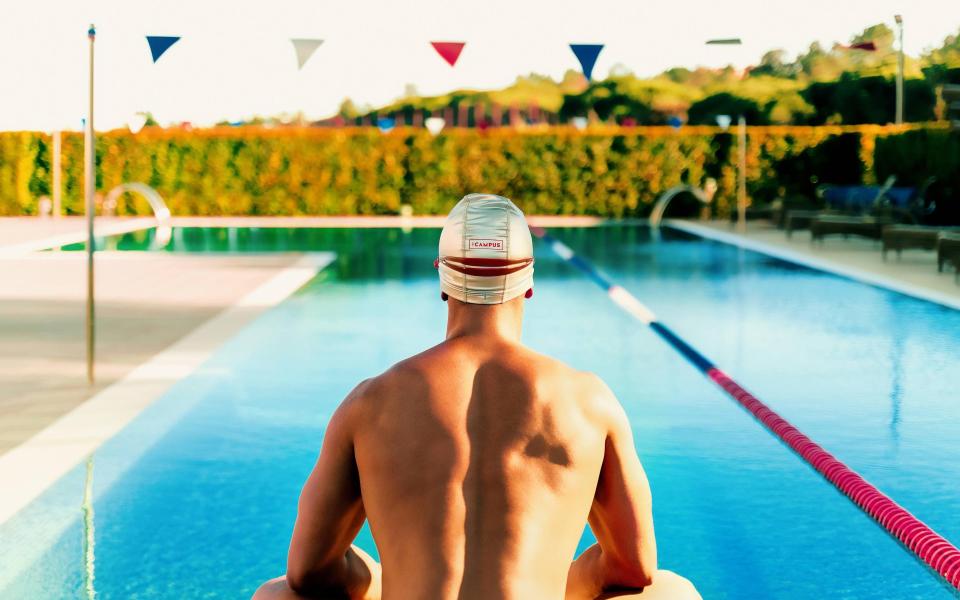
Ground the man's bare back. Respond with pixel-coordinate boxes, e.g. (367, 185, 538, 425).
(253, 195, 698, 600)
(353, 336, 619, 598)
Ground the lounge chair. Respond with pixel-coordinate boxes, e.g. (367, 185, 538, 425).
(810, 215, 895, 243)
(785, 178, 897, 239)
(882, 225, 960, 260)
(818, 176, 898, 214)
(774, 196, 820, 229)
(938, 233, 960, 281)
(785, 210, 821, 238)
(808, 177, 939, 244)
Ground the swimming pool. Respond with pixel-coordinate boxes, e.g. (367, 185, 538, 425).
(5, 225, 960, 598)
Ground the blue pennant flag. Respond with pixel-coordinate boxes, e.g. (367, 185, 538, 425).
(146, 36, 181, 63)
(569, 44, 604, 81)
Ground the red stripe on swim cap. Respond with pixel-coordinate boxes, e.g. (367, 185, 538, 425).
(440, 259, 533, 277)
(443, 256, 534, 267)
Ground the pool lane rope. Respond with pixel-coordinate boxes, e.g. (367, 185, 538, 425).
(529, 226, 960, 591)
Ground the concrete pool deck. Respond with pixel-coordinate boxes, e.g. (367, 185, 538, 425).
(670, 220, 960, 310)
(0, 217, 336, 453)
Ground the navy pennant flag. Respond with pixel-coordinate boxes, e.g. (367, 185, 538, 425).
(146, 36, 181, 63)
(569, 44, 604, 81)
(291, 39, 324, 69)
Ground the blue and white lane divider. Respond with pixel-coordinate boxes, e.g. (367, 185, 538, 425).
(534, 227, 712, 372)
(529, 226, 960, 591)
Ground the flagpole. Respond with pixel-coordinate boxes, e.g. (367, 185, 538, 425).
(85, 24, 96, 384)
(895, 15, 904, 125)
(737, 115, 747, 232)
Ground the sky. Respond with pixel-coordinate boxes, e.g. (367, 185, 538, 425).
(2, 0, 959, 132)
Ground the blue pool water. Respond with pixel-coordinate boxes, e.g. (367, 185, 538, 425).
(5, 225, 960, 599)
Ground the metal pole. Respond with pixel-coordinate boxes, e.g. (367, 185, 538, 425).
(85, 25, 96, 384)
(895, 14, 904, 125)
(737, 115, 747, 232)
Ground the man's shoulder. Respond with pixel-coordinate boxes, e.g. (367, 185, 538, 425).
(500, 347, 617, 405)
(519, 347, 606, 386)
(346, 347, 444, 405)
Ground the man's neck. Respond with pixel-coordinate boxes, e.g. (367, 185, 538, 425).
(445, 297, 524, 344)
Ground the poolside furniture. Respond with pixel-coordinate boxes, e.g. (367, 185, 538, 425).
(728, 203, 776, 224)
(938, 233, 960, 279)
(818, 176, 898, 215)
(810, 215, 895, 243)
(774, 196, 820, 229)
(784, 210, 822, 237)
(882, 225, 960, 260)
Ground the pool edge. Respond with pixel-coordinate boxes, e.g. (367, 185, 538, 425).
(666, 220, 960, 312)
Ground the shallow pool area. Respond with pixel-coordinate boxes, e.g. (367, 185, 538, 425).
(5, 225, 960, 599)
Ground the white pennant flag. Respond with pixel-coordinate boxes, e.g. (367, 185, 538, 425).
(291, 39, 324, 70)
(425, 117, 446, 135)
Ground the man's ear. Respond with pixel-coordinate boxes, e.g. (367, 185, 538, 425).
(441, 292, 449, 302)
(524, 288, 534, 299)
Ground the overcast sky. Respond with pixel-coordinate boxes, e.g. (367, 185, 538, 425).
(3, 0, 959, 131)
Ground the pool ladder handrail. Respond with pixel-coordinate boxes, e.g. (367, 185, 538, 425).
(103, 183, 172, 248)
(649, 184, 712, 233)
(104, 182, 170, 222)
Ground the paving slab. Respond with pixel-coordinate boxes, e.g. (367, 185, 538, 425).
(0, 252, 304, 453)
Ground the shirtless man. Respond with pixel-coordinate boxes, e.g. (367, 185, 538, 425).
(253, 194, 700, 600)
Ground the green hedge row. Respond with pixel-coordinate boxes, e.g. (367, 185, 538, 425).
(0, 125, 955, 219)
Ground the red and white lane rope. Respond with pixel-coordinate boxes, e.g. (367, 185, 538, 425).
(530, 226, 960, 590)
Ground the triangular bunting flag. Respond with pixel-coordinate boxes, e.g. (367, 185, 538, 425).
(291, 38, 324, 69)
(844, 41, 877, 52)
(569, 44, 604, 81)
(430, 42, 466, 67)
(705, 38, 742, 45)
(146, 36, 181, 63)
(425, 117, 446, 135)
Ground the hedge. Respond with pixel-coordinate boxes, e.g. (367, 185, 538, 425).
(0, 124, 954, 219)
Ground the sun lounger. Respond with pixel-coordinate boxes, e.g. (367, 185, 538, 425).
(774, 196, 820, 229)
(938, 233, 960, 280)
(785, 210, 821, 237)
(810, 215, 895, 243)
(882, 225, 960, 260)
(818, 176, 897, 214)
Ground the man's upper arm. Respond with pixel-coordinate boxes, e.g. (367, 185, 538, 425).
(586, 375, 657, 585)
(287, 381, 369, 588)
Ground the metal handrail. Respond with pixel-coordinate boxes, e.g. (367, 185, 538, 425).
(650, 185, 713, 237)
(104, 182, 170, 222)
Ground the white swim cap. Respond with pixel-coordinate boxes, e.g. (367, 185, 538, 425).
(437, 194, 534, 305)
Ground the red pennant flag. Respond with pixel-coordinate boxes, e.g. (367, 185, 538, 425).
(430, 42, 466, 67)
(849, 41, 877, 51)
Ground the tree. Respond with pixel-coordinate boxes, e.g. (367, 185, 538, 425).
(922, 27, 960, 90)
(749, 50, 797, 79)
(559, 80, 655, 124)
(687, 93, 767, 125)
(796, 42, 844, 81)
(338, 99, 359, 119)
(803, 73, 935, 124)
